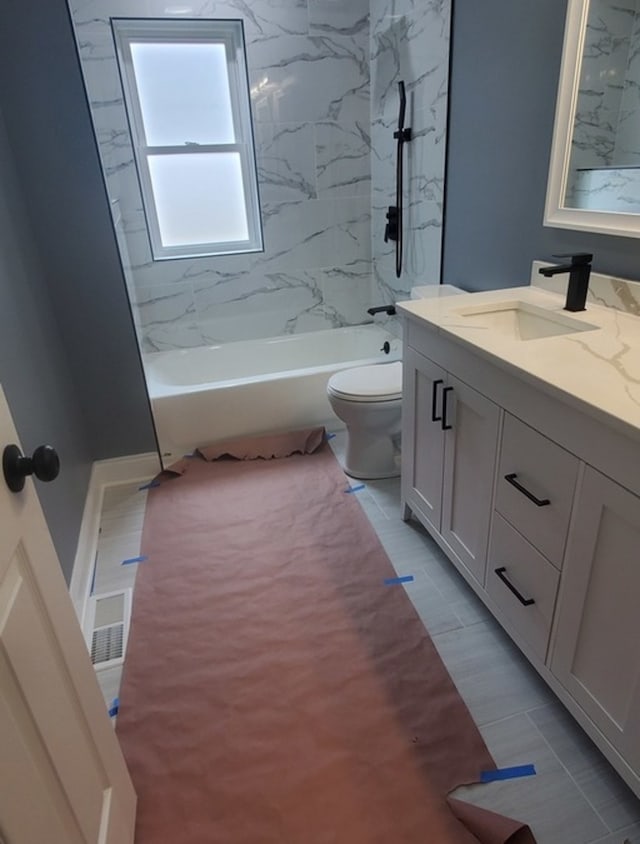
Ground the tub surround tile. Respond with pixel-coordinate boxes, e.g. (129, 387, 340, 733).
(249, 33, 369, 125)
(71, 0, 450, 349)
(308, 0, 369, 37)
(196, 271, 324, 343)
(316, 263, 372, 326)
(135, 285, 204, 352)
(68, 0, 375, 350)
(194, 260, 372, 342)
(255, 122, 317, 202)
(316, 121, 371, 198)
(370, 0, 450, 315)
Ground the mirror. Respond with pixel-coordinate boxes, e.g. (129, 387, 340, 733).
(545, 0, 640, 237)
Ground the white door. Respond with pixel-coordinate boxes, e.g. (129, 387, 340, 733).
(401, 347, 446, 531)
(440, 375, 500, 585)
(550, 465, 640, 772)
(0, 385, 136, 844)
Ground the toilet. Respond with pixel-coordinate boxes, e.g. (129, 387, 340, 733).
(327, 361, 402, 479)
(327, 285, 464, 480)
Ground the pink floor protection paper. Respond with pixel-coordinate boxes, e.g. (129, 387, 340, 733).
(117, 432, 536, 844)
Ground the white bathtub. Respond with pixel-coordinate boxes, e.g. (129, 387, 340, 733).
(145, 325, 402, 466)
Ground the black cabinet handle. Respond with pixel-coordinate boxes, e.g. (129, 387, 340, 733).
(431, 379, 444, 422)
(504, 473, 550, 507)
(494, 567, 535, 607)
(442, 386, 454, 430)
(3, 444, 60, 493)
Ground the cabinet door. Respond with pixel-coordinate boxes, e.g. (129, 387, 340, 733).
(551, 467, 640, 770)
(441, 376, 500, 584)
(401, 348, 446, 532)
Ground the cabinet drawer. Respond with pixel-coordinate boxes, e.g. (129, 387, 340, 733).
(487, 513, 560, 662)
(496, 413, 579, 567)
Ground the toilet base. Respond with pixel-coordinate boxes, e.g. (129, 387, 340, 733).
(342, 430, 400, 480)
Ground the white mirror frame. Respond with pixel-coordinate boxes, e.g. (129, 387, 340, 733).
(544, 0, 640, 238)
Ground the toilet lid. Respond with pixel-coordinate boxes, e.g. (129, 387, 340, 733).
(328, 361, 402, 402)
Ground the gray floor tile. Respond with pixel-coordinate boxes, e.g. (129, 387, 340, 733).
(591, 821, 640, 842)
(431, 620, 553, 726)
(96, 665, 123, 709)
(402, 569, 464, 637)
(454, 713, 609, 844)
(528, 704, 640, 833)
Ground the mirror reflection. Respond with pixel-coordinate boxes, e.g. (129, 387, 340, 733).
(565, 0, 640, 213)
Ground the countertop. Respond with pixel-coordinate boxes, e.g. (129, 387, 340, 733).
(397, 286, 640, 443)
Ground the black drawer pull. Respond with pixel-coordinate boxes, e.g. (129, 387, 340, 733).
(431, 379, 444, 422)
(494, 567, 535, 607)
(504, 473, 550, 507)
(442, 386, 454, 430)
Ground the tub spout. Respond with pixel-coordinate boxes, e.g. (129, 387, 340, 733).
(367, 305, 396, 316)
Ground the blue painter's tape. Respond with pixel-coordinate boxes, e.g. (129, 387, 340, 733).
(139, 479, 161, 490)
(480, 764, 536, 782)
(108, 697, 119, 718)
(121, 555, 148, 566)
(325, 432, 336, 440)
(344, 484, 365, 494)
(384, 575, 415, 585)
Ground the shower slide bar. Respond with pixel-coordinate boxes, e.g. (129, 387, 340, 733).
(384, 80, 412, 279)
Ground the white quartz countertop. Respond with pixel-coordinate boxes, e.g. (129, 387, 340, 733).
(397, 286, 640, 442)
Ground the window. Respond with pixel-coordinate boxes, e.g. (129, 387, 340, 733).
(112, 18, 263, 260)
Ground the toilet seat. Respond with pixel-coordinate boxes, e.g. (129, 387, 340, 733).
(327, 362, 402, 403)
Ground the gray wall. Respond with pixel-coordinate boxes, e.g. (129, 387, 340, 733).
(0, 111, 92, 580)
(0, 0, 155, 461)
(0, 0, 156, 580)
(443, 0, 640, 291)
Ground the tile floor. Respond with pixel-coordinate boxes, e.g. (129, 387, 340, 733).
(89, 431, 640, 844)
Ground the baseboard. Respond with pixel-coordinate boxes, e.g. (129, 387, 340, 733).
(69, 451, 161, 627)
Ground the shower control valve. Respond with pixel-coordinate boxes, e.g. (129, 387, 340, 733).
(384, 206, 399, 242)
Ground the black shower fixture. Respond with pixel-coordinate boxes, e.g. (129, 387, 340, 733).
(384, 80, 412, 279)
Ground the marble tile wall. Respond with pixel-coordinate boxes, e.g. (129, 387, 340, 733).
(67, 0, 373, 351)
(369, 0, 451, 309)
(532, 261, 640, 317)
(613, 1, 640, 164)
(566, 0, 640, 205)
(570, 165, 640, 212)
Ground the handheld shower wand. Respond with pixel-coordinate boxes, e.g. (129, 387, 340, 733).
(384, 80, 412, 279)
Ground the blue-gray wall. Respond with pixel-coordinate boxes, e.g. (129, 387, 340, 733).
(0, 112, 93, 581)
(0, 0, 156, 581)
(443, 0, 640, 290)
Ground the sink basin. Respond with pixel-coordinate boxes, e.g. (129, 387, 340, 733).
(452, 300, 599, 341)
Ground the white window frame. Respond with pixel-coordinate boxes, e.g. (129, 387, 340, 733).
(112, 18, 263, 261)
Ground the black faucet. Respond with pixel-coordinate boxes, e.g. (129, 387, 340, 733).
(367, 305, 396, 316)
(538, 253, 592, 312)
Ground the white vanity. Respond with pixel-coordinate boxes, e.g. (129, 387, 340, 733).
(397, 271, 640, 796)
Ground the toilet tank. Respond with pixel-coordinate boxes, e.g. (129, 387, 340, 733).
(410, 283, 465, 299)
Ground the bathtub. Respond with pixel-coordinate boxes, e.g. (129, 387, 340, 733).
(144, 325, 402, 466)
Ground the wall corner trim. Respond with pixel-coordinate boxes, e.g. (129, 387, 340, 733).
(69, 451, 161, 628)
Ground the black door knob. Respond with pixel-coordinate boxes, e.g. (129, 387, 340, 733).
(3, 444, 60, 493)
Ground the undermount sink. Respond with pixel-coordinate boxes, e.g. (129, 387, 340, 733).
(452, 300, 600, 341)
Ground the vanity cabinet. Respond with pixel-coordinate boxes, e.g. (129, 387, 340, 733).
(486, 413, 579, 663)
(402, 346, 500, 584)
(550, 467, 640, 772)
(400, 314, 640, 795)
